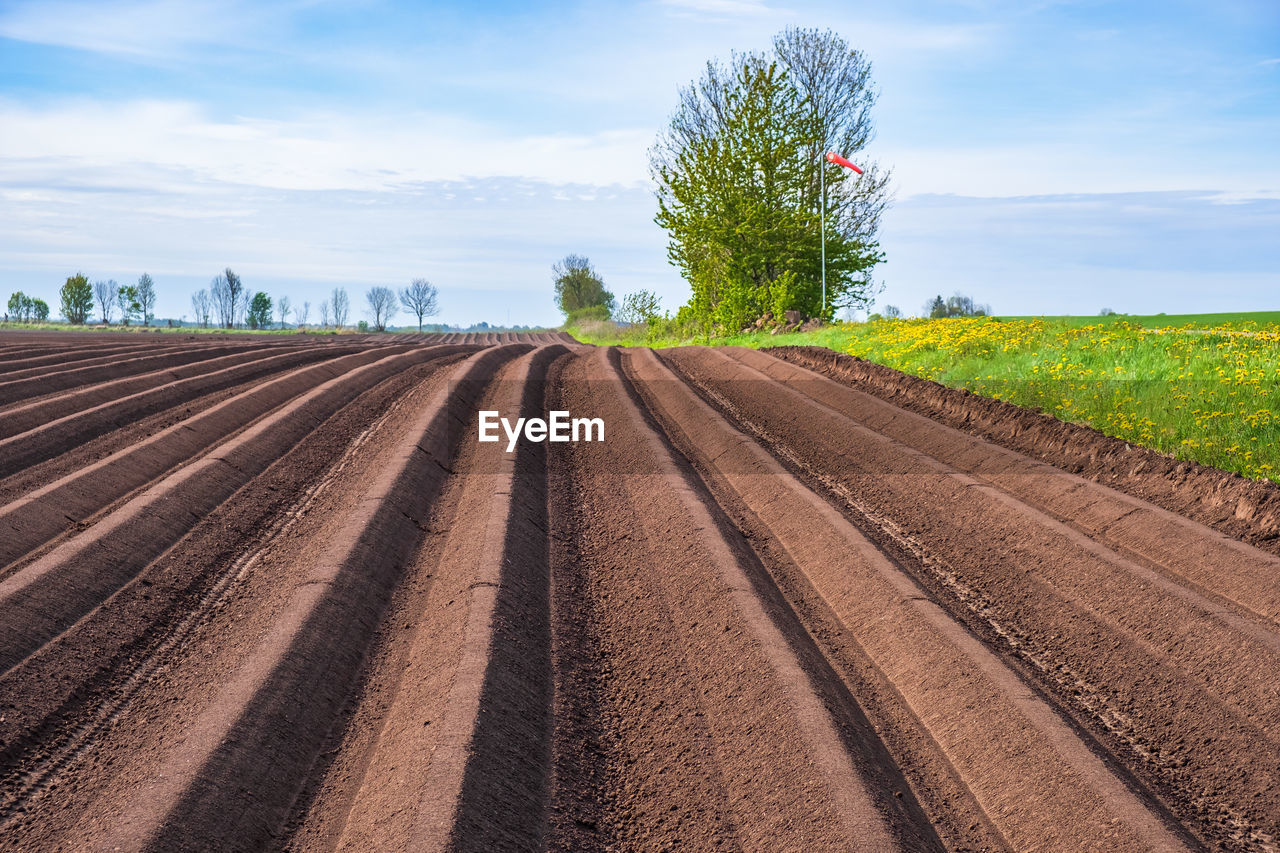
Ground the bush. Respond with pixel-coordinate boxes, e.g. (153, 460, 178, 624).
(566, 305, 611, 325)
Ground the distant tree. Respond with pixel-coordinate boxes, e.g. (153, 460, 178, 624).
(944, 293, 989, 317)
(553, 254, 614, 318)
(357, 319, 370, 333)
(298, 300, 311, 327)
(31, 298, 49, 322)
(926, 292, 989, 318)
(247, 292, 273, 329)
(211, 275, 234, 328)
(7, 292, 30, 323)
(617, 289, 663, 325)
(1099, 307, 1116, 316)
(366, 286, 397, 332)
(882, 304, 901, 318)
(277, 295, 291, 329)
(331, 287, 349, 329)
(399, 279, 440, 332)
(117, 284, 141, 325)
(236, 288, 252, 328)
(94, 280, 118, 324)
(191, 289, 211, 328)
(319, 299, 331, 328)
(225, 268, 243, 325)
(136, 273, 156, 326)
(60, 273, 93, 324)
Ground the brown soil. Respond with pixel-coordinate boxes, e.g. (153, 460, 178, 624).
(771, 345, 1280, 556)
(0, 331, 1273, 852)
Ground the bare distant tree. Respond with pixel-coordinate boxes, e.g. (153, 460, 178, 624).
(93, 279, 118, 325)
(136, 273, 157, 326)
(225, 267, 242, 312)
(298, 300, 311, 327)
(331, 287, 349, 329)
(277, 296, 291, 329)
(211, 274, 235, 328)
(191, 289, 211, 328)
(366, 286, 398, 332)
(399, 279, 439, 332)
(319, 300, 331, 328)
(236, 288, 252, 329)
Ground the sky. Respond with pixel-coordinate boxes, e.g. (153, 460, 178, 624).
(1, 0, 1277, 326)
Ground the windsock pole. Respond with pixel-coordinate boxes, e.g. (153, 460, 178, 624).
(822, 151, 864, 318)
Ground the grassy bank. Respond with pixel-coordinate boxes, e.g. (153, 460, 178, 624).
(828, 317, 1280, 482)
(568, 312, 1280, 483)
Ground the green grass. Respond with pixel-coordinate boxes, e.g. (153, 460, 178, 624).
(566, 313, 1280, 484)
(998, 310, 1280, 329)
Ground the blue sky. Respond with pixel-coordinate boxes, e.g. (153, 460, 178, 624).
(1, 0, 1277, 326)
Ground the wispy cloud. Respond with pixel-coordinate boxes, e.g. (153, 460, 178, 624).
(0, 0, 255, 59)
(0, 99, 656, 190)
(657, 0, 782, 18)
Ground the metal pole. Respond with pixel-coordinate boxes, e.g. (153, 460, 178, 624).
(820, 152, 827, 316)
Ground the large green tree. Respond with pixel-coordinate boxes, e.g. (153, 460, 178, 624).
(651, 28, 889, 331)
(117, 284, 141, 326)
(7, 292, 32, 323)
(60, 274, 93, 324)
(247, 291, 273, 329)
(552, 255, 614, 318)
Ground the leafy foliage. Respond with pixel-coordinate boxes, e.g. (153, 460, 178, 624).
(247, 291, 273, 329)
(617, 289, 664, 325)
(553, 255, 614, 317)
(651, 28, 889, 332)
(60, 274, 93, 324)
(926, 293, 991, 318)
(6, 291, 48, 323)
(117, 284, 141, 325)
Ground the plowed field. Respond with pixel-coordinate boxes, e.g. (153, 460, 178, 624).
(1, 331, 1276, 851)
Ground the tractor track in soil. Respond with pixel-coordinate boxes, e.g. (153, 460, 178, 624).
(0, 331, 1274, 851)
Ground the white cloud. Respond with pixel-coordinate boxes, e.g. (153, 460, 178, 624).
(884, 142, 1280, 199)
(0, 99, 656, 191)
(0, 0, 247, 59)
(657, 0, 781, 18)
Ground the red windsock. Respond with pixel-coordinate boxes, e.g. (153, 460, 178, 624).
(826, 151, 863, 174)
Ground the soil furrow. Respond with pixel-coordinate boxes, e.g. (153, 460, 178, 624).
(0, 342, 262, 405)
(0, 346, 460, 674)
(282, 345, 561, 852)
(0, 345, 371, 477)
(102, 345, 524, 852)
(0, 349, 477, 849)
(0, 342, 162, 372)
(0, 345, 472, 570)
(626, 346, 1193, 852)
(0, 332, 1269, 851)
(0, 342, 352, 438)
(545, 347, 929, 851)
(663, 346, 1280, 848)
